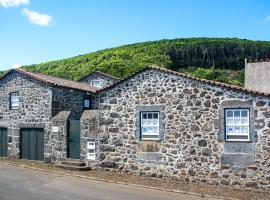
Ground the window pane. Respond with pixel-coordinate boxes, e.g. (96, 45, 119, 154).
(226, 126, 234, 134)
(11, 93, 19, 100)
(226, 110, 233, 117)
(226, 119, 234, 124)
(241, 110, 248, 117)
(234, 110, 240, 117)
(234, 118, 241, 124)
(234, 126, 241, 133)
(241, 119, 248, 124)
(153, 119, 159, 125)
(141, 119, 147, 125)
(142, 113, 147, 119)
(142, 127, 149, 134)
(153, 113, 158, 119)
(242, 126, 249, 133)
(84, 100, 90, 108)
(148, 119, 153, 125)
(148, 113, 153, 119)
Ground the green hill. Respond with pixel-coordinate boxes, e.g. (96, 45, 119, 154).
(23, 38, 270, 86)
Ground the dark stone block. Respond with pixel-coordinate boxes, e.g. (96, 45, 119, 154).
(204, 100, 211, 107)
(176, 162, 186, 169)
(100, 161, 118, 169)
(183, 89, 191, 94)
(109, 98, 117, 104)
(109, 127, 119, 133)
(220, 179, 230, 185)
(191, 124, 200, 131)
(255, 119, 265, 129)
(99, 145, 115, 152)
(202, 148, 212, 156)
(99, 117, 114, 125)
(256, 101, 266, 107)
(110, 112, 120, 118)
(245, 182, 258, 189)
(262, 111, 270, 118)
(112, 139, 123, 146)
(198, 139, 207, 147)
(188, 169, 196, 176)
(211, 98, 220, 104)
(209, 172, 219, 178)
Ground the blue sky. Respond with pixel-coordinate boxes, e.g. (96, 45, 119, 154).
(0, 0, 270, 70)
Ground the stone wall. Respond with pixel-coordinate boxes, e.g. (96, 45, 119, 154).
(47, 111, 71, 163)
(80, 72, 118, 89)
(0, 71, 52, 159)
(97, 69, 270, 190)
(80, 110, 99, 167)
(52, 87, 86, 119)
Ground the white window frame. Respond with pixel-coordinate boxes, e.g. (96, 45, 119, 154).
(225, 108, 250, 142)
(10, 92, 19, 110)
(91, 80, 102, 89)
(140, 112, 160, 140)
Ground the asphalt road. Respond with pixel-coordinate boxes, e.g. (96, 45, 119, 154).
(0, 163, 217, 200)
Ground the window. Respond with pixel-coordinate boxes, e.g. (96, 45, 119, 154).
(83, 95, 91, 109)
(140, 112, 160, 140)
(84, 99, 90, 108)
(10, 92, 19, 109)
(225, 109, 249, 141)
(92, 80, 102, 89)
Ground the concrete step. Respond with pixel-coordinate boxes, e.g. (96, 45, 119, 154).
(61, 160, 86, 167)
(55, 164, 91, 171)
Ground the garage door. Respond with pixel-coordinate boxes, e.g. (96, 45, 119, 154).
(20, 128, 44, 161)
(0, 128, 7, 157)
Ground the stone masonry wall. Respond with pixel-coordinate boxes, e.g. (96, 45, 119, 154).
(0, 71, 52, 159)
(47, 111, 71, 163)
(80, 72, 118, 89)
(52, 87, 86, 119)
(80, 110, 99, 168)
(97, 69, 270, 190)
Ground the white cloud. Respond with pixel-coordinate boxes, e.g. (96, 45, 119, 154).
(22, 8, 52, 26)
(265, 16, 270, 22)
(0, 0, 28, 8)
(12, 64, 22, 68)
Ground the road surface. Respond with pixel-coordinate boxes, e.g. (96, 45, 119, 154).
(0, 163, 217, 200)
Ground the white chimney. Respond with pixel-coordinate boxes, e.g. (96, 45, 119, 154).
(245, 59, 270, 94)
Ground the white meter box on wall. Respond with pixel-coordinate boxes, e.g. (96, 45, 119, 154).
(87, 141, 96, 150)
(87, 153, 96, 160)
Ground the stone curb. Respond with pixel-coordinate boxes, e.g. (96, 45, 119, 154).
(0, 161, 236, 200)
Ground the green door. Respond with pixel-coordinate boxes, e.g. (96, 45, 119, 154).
(20, 128, 44, 161)
(0, 128, 7, 157)
(67, 120, 80, 159)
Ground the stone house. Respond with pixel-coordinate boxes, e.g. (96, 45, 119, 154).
(0, 68, 96, 162)
(96, 65, 270, 190)
(0, 62, 270, 190)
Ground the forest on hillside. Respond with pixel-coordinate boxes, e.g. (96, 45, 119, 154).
(22, 38, 270, 86)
